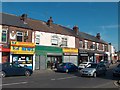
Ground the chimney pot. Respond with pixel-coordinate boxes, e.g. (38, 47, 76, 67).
(96, 33, 101, 39)
(73, 25, 79, 35)
(47, 17, 53, 26)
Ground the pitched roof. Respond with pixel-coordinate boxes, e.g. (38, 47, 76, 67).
(0, 13, 31, 29)
(79, 32, 108, 44)
(1, 13, 108, 44)
(26, 18, 76, 36)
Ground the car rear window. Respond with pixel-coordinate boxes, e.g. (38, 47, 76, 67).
(88, 64, 97, 68)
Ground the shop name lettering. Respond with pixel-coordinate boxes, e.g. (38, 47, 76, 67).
(12, 46, 34, 51)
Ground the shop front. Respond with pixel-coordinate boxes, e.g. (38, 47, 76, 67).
(79, 49, 108, 64)
(10, 41, 35, 70)
(0, 44, 10, 63)
(35, 45, 63, 70)
(63, 48, 78, 66)
(78, 49, 95, 64)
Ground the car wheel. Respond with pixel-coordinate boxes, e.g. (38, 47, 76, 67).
(66, 69, 69, 73)
(93, 72, 97, 78)
(2, 71, 6, 78)
(25, 71, 31, 76)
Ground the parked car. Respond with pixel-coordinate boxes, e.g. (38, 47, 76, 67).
(55, 62, 78, 73)
(113, 64, 120, 77)
(78, 62, 92, 70)
(80, 63, 107, 77)
(1, 62, 33, 78)
(99, 61, 110, 68)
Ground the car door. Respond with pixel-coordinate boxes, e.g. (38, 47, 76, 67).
(3, 64, 15, 76)
(96, 65, 102, 75)
(12, 64, 26, 75)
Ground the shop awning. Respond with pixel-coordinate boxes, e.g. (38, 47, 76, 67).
(0, 46, 10, 52)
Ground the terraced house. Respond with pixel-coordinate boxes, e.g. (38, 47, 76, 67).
(0, 13, 110, 71)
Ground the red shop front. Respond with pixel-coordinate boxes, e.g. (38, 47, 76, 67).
(0, 45, 10, 63)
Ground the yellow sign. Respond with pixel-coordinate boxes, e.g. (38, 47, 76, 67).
(63, 48, 78, 53)
(10, 41, 35, 54)
(11, 41, 35, 47)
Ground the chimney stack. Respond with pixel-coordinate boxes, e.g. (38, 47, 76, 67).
(20, 14, 27, 21)
(47, 17, 53, 26)
(96, 33, 101, 40)
(73, 25, 79, 35)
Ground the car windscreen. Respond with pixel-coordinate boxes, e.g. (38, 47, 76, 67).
(88, 64, 97, 68)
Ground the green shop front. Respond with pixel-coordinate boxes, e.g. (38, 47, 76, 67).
(35, 45, 63, 70)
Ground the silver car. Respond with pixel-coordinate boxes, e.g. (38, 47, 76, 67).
(80, 63, 107, 77)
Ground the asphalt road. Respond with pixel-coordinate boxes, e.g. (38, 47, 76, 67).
(1, 64, 120, 88)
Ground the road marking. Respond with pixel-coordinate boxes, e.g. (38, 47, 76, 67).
(0, 82, 28, 86)
(51, 76, 77, 81)
(93, 81, 114, 88)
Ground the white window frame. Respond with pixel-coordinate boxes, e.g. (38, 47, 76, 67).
(79, 40, 83, 49)
(92, 42, 95, 50)
(35, 34, 40, 45)
(84, 40, 88, 49)
(103, 44, 105, 51)
(51, 35, 58, 46)
(61, 37, 67, 47)
(2, 29, 7, 43)
(16, 31, 23, 42)
(97, 43, 99, 50)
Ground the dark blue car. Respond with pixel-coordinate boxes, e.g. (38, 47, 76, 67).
(1, 62, 33, 78)
(56, 62, 78, 73)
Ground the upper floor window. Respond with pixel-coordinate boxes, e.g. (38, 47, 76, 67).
(2, 29, 7, 43)
(97, 43, 99, 50)
(103, 44, 105, 51)
(61, 37, 67, 47)
(35, 34, 40, 45)
(90, 42, 96, 50)
(17, 31, 23, 42)
(84, 41, 88, 49)
(104, 45, 108, 51)
(51, 35, 58, 46)
(79, 40, 83, 48)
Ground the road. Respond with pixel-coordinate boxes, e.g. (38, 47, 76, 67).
(1, 64, 120, 88)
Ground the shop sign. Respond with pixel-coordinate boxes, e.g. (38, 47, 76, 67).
(63, 48, 78, 53)
(11, 46, 35, 54)
(80, 54, 88, 56)
(0, 45, 10, 52)
(11, 41, 35, 47)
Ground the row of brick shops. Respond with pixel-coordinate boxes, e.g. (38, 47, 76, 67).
(0, 41, 109, 71)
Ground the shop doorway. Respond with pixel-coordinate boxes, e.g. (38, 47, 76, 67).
(35, 55, 46, 70)
(46, 56, 62, 69)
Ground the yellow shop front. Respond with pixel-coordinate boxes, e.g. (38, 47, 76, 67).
(63, 48, 78, 66)
(10, 41, 35, 70)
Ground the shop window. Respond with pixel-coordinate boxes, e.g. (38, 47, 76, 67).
(79, 40, 83, 48)
(17, 31, 23, 42)
(35, 34, 40, 45)
(2, 30, 7, 43)
(61, 38, 67, 47)
(51, 35, 58, 46)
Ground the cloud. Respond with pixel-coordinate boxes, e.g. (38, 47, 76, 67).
(99, 25, 120, 29)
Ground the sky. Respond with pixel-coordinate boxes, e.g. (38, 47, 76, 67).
(2, 2, 119, 51)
